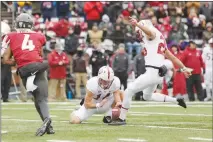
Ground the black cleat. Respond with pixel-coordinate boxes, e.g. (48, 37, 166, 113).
(177, 98, 187, 108)
(108, 118, 126, 126)
(103, 116, 112, 124)
(46, 125, 55, 134)
(35, 118, 51, 136)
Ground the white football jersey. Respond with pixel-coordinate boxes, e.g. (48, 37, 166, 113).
(202, 45, 213, 70)
(142, 27, 167, 67)
(86, 76, 120, 102)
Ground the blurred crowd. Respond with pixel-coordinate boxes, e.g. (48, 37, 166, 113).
(1, 1, 213, 102)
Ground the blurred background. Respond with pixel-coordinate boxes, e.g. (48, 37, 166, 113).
(1, 1, 213, 102)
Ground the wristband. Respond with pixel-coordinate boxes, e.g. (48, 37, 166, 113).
(180, 67, 187, 72)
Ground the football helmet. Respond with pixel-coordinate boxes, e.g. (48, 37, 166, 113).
(98, 66, 114, 89)
(15, 13, 33, 30)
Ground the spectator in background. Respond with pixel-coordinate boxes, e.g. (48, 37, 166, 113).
(168, 16, 187, 44)
(72, 47, 88, 99)
(168, 2, 185, 18)
(181, 41, 205, 101)
(155, 4, 167, 24)
(41, 2, 55, 23)
(202, 22, 213, 44)
(48, 42, 69, 101)
(170, 45, 187, 98)
(157, 17, 172, 40)
(84, 2, 103, 29)
(110, 25, 125, 46)
(51, 17, 70, 38)
(87, 23, 103, 45)
(99, 14, 114, 36)
(187, 12, 202, 39)
(89, 44, 107, 77)
(186, 2, 200, 16)
(32, 1, 41, 16)
(200, 2, 212, 22)
(133, 49, 146, 100)
(112, 44, 129, 90)
(107, 2, 123, 23)
(65, 27, 79, 73)
(122, 2, 134, 19)
(57, 1, 70, 18)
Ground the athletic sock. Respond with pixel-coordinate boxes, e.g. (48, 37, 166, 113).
(152, 93, 177, 103)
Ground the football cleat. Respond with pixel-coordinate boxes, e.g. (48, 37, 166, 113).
(46, 125, 55, 134)
(103, 116, 112, 124)
(108, 118, 126, 125)
(177, 98, 187, 108)
(35, 118, 51, 136)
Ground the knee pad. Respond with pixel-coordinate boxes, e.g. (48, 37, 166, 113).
(142, 93, 152, 101)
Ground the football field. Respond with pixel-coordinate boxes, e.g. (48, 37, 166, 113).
(1, 100, 212, 142)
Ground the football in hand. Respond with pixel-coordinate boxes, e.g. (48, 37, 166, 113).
(112, 107, 121, 120)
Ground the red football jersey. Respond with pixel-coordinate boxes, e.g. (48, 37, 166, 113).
(4, 31, 46, 68)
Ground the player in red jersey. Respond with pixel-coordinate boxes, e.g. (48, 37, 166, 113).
(2, 13, 54, 136)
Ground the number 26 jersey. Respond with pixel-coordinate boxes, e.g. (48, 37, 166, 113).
(3, 31, 46, 68)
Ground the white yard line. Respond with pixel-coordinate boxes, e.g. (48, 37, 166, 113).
(47, 140, 75, 142)
(118, 138, 147, 142)
(143, 126, 210, 131)
(1, 131, 8, 134)
(129, 112, 213, 117)
(2, 118, 211, 131)
(188, 137, 213, 141)
(130, 105, 212, 108)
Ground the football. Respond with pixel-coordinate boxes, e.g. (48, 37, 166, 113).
(112, 107, 121, 120)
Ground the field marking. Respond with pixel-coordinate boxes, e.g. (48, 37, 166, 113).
(188, 137, 212, 141)
(131, 105, 212, 108)
(118, 138, 147, 142)
(143, 125, 210, 131)
(2, 118, 211, 131)
(129, 112, 213, 117)
(2, 101, 212, 105)
(50, 115, 57, 118)
(1, 131, 8, 134)
(47, 140, 75, 142)
(2, 108, 74, 111)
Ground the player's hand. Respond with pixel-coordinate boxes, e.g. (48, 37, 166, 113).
(115, 102, 122, 108)
(59, 61, 63, 65)
(129, 16, 138, 26)
(183, 67, 193, 78)
(99, 98, 108, 107)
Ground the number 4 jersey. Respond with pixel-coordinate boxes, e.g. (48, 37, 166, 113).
(2, 31, 46, 68)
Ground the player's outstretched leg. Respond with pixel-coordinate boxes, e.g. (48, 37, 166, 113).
(34, 72, 55, 135)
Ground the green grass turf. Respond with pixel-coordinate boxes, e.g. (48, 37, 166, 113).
(1, 101, 212, 142)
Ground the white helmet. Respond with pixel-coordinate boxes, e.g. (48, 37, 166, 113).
(98, 66, 114, 89)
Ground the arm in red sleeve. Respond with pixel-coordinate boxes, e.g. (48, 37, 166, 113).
(84, 2, 94, 13)
(48, 53, 59, 66)
(96, 2, 103, 13)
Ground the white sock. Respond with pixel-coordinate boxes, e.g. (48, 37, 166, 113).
(119, 107, 128, 120)
(152, 93, 177, 103)
(105, 108, 112, 117)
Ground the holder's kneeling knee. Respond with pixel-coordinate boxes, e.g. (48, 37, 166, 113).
(69, 112, 81, 124)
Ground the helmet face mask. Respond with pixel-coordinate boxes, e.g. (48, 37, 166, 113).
(98, 78, 113, 90)
(98, 66, 114, 90)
